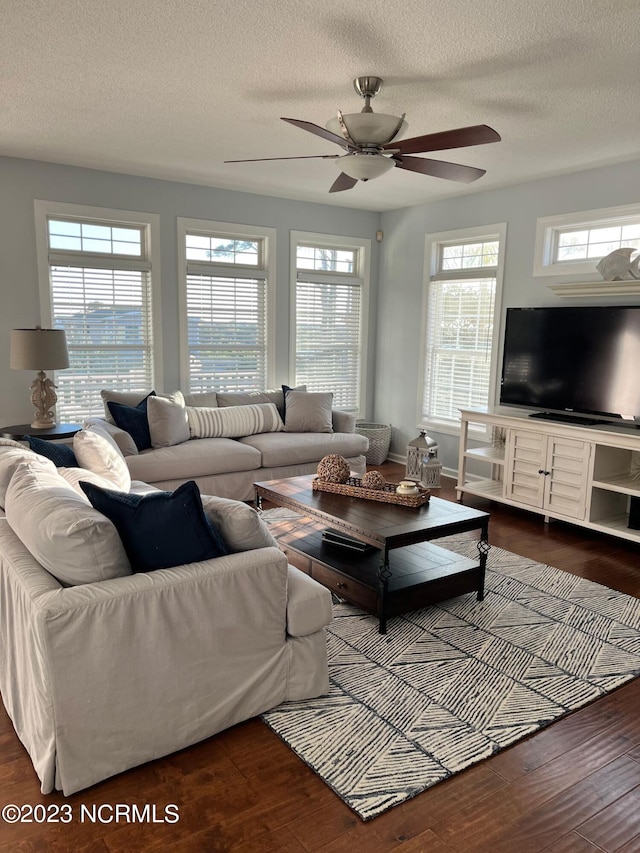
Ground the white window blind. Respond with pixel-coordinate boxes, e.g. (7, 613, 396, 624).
(295, 278, 362, 411)
(292, 237, 367, 414)
(422, 278, 496, 422)
(421, 232, 503, 428)
(185, 272, 268, 393)
(183, 227, 270, 393)
(46, 218, 154, 422)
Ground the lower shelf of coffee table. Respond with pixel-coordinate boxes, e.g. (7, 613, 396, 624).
(270, 517, 482, 617)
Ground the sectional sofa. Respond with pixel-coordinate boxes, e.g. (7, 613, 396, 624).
(96, 386, 369, 501)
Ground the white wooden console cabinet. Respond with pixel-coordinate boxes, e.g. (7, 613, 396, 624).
(457, 409, 640, 544)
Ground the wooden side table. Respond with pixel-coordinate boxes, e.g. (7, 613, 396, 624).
(0, 423, 82, 441)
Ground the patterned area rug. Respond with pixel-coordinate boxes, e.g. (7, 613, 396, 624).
(262, 534, 640, 821)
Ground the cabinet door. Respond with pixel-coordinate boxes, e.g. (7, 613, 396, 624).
(543, 436, 591, 520)
(504, 428, 546, 507)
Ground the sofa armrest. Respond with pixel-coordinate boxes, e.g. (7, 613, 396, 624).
(286, 565, 332, 636)
(331, 409, 356, 433)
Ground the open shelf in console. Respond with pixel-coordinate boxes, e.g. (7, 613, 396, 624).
(463, 445, 506, 465)
(591, 446, 640, 496)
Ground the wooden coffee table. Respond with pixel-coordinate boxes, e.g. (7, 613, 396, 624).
(255, 475, 490, 634)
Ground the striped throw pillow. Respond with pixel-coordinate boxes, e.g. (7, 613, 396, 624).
(186, 402, 283, 439)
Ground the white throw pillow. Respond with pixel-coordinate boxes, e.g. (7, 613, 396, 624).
(0, 444, 48, 509)
(201, 494, 278, 552)
(82, 417, 139, 457)
(5, 460, 132, 585)
(187, 402, 283, 439)
(147, 391, 190, 448)
(74, 427, 132, 492)
(57, 466, 121, 496)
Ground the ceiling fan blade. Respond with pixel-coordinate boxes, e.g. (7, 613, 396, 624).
(281, 117, 354, 150)
(225, 154, 339, 163)
(394, 155, 486, 183)
(385, 124, 501, 155)
(329, 172, 358, 193)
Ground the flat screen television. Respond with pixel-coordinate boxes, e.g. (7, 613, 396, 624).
(500, 305, 640, 425)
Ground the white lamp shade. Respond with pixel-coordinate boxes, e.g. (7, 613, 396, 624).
(336, 153, 396, 181)
(10, 328, 70, 370)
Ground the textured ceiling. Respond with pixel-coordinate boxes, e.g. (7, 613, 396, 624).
(2, 0, 640, 211)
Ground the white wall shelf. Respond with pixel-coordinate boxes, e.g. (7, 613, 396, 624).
(547, 280, 640, 298)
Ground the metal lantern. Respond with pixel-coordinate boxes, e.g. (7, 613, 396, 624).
(421, 449, 443, 489)
(406, 429, 438, 482)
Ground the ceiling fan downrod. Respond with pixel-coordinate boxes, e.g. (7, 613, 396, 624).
(353, 76, 384, 114)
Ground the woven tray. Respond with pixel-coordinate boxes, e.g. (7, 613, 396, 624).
(313, 477, 431, 507)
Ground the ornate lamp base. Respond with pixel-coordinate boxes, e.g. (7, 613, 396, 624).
(30, 370, 58, 430)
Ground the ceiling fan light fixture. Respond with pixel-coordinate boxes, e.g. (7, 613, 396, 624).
(326, 112, 408, 147)
(337, 153, 395, 181)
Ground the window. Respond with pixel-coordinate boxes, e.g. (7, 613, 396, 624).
(534, 203, 640, 277)
(34, 202, 161, 422)
(420, 225, 506, 433)
(291, 232, 370, 414)
(178, 219, 275, 393)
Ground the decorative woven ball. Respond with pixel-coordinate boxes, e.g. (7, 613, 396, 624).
(361, 470, 386, 490)
(316, 454, 350, 484)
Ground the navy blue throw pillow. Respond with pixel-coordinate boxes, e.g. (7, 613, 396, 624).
(79, 480, 228, 573)
(23, 434, 78, 467)
(107, 391, 156, 451)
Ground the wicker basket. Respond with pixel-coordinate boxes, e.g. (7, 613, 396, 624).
(355, 422, 392, 465)
(313, 476, 431, 507)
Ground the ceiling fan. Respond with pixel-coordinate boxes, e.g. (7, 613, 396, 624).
(225, 76, 501, 193)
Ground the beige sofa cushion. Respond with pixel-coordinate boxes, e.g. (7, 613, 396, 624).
(239, 431, 369, 467)
(100, 389, 151, 424)
(216, 389, 284, 410)
(125, 437, 262, 482)
(183, 391, 218, 408)
(4, 460, 131, 585)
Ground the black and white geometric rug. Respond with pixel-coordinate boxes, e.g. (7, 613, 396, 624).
(262, 534, 640, 821)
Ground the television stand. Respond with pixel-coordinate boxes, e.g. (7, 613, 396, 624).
(528, 411, 600, 426)
(457, 408, 640, 546)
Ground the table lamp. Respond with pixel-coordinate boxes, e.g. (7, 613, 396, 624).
(10, 326, 70, 428)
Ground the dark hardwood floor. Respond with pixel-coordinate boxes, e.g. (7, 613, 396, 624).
(2, 463, 640, 852)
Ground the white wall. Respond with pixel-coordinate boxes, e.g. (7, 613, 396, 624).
(0, 157, 380, 425)
(375, 157, 640, 471)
